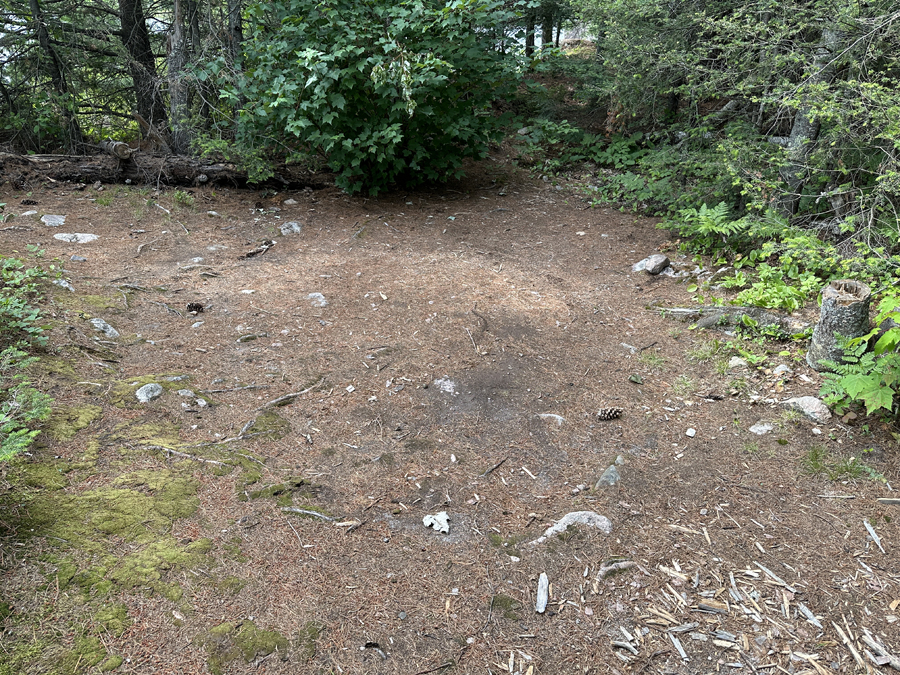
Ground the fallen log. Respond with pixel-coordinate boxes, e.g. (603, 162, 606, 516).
(658, 305, 811, 335)
(0, 151, 331, 190)
(98, 138, 135, 160)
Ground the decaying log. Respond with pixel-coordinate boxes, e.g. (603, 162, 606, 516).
(0, 151, 330, 190)
(99, 138, 134, 160)
(659, 306, 811, 335)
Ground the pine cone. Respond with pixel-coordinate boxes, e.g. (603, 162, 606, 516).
(596, 407, 623, 420)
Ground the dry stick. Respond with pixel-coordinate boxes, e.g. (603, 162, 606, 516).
(135, 237, 162, 258)
(282, 507, 335, 522)
(464, 327, 480, 354)
(258, 378, 327, 410)
(144, 445, 229, 466)
(861, 631, 900, 671)
(413, 663, 454, 675)
(284, 517, 304, 546)
(199, 384, 270, 394)
(832, 621, 866, 669)
(479, 457, 507, 477)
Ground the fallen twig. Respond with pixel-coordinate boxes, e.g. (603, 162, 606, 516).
(861, 629, 900, 671)
(479, 457, 506, 477)
(281, 507, 335, 522)
(259, 378, 326, 410)
(832, 621, 866, 669)
(148, 300, 184, 317)
(199, 384, 270, 394)
(145, 445, 229, 467)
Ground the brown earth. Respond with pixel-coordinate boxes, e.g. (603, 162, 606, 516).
(1, 164, 899, 675)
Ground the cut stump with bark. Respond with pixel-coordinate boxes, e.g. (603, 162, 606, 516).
(806, 280, 871, 371)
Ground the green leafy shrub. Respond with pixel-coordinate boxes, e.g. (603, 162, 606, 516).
(1, 257, 48, 348)
(1, 348, 52, 461)
(820, 294, 900, 417)
(0, 256, 51, 460)
(222, 0, 522, 194)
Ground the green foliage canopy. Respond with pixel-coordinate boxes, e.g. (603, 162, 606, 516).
(220, 0, 523, 193)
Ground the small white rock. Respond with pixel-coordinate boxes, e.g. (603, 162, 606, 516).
(41, 214, 66, 227)
(749, 422, 775, 435)
(308, 292, 328, 307)
(89, 318, 119, 338)
(423, 511, 450, 534)
(686, 428, 697, 438)
(54, 233, 98, 243)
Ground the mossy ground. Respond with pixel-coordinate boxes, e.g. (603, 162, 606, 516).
(200, 621, 289, 674)
(45, 404, 103, 441)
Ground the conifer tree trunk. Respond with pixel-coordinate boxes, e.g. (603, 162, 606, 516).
(29, 0, 83, 151)
(168, 0, 191, 154)
(118, 0, 168, 129)
(779, 27, 842, 216)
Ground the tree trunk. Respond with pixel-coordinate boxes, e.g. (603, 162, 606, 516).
(525, 10, 535, 58)
(227, 0, 244, 67)
(778, 27, 841, 216)
(118, 0, 167, 129)
(29, 0, 83, 151)
(168, 0, 191, 154)
(541, 7, 553, 49)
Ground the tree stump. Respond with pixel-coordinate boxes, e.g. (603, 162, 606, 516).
(806, 280, 871, 371)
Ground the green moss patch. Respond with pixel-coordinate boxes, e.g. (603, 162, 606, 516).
(491, 593, 522, 621)
(12, 466, 199, 550)
(8, 458, 71, 490)
(106, 538, 211, 600)
(243, 411, 290, 440)
(108, 420, 182, 448)
(45, 404, 103, 441)
(94, 603, 131, 637)
(295, 620, 325, 661)
(200, 621, 289, 674)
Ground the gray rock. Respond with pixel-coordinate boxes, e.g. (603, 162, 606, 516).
(19, 210, 38, 217)
(280, 221, 302, 235)
(772, 364, 793, 376)
(283, 198, 298, 205)
(686, 428, 697, 438)
(54, 233, 98, 243)
(53, 279, 75, 292)
(136, 383, 164, 403)
(659, 266, 688, 278)
(749, 422, 775, 435)
(632, 254, 670, 275)
(727, 356, 749, 370)
(191, 321, 204, 328)
(176, 389, 195, 397)
(308, 292, 328, 307)
(41, 214, 66, 227)
(783, 396, 832, 423)
(89, 318, 119, 338)
(535, 573, 549, 613)
(70, 255, 87, 262)
(614, 454, 625, 466)
(206, 211, 220, 217)
(595, 465, 621, 488)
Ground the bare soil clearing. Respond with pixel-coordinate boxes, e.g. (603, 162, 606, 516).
(1, 167, 899, 675)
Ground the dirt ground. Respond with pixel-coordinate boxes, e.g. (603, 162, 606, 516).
(1, 163, 899, 675)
